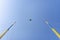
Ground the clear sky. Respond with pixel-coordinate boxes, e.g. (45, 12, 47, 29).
(0, 0, 60, 40)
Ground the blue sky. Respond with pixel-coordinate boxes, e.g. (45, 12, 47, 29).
(0, 0, 60, 40)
